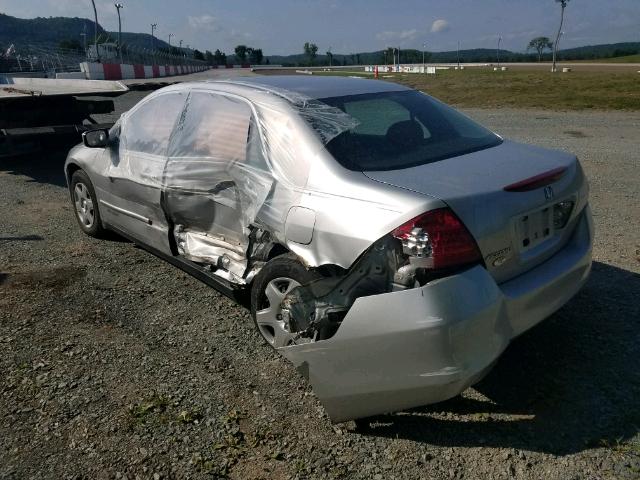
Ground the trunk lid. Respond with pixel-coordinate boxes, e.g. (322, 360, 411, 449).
(364, 140, 588, 283)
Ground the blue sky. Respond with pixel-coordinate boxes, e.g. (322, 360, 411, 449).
(1, 0, 638, 55)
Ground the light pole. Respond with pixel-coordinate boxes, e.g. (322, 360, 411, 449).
(497, 35, 502, 68)
(115, 3, 123, 64)
(80, 23, 87, 58)
(457, 40, 461, 69)
(393, 47, 398, 72)
(151, 23, 157, 64)
(422, 43, 427, 72)
(553, 31, 565, 72)
(168, 33, 174, 48)
(90, 0, 100, 62)
(150, 23, 157, 50)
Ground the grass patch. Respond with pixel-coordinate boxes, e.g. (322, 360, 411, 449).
(128, 393, 169, 423)
(313, 69, 640, 110)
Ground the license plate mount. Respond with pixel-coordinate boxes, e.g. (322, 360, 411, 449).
(515, 207, 553, 252)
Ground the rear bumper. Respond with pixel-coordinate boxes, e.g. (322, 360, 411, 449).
(280, 205, 593, 423)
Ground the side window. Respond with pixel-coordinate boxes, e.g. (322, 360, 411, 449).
(123, 92, 186, 155)
(165, 91, 269, 193)
(168, 91, 266, 168)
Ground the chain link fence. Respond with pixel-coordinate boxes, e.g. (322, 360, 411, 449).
(1, 42, 207, 75)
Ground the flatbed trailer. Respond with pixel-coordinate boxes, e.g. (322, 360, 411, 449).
(0, 76, 128, 156)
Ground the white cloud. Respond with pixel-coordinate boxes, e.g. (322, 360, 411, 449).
(187, 14, 219, 31)
(431, 19, 450, 34)
(376, 29, 419, 42)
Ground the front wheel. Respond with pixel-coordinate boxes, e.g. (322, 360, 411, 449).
(250, 254, 321, 348)
(70, 169, 107, 238)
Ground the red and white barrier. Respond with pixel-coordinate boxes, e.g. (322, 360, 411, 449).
(80, 62, 211, 80)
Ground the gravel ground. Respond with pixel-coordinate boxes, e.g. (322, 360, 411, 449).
(1, 92, 639, 480)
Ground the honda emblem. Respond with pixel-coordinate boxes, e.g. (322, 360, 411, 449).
(544, 186, 554, 200)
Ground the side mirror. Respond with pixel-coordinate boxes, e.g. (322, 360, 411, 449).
(82, 129, 109, 148)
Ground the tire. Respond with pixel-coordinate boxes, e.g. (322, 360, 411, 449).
(250, 254, 321, 348)
(70, 169, 107, 238)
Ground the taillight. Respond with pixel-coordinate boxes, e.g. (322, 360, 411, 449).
(391, 208, 482, 270)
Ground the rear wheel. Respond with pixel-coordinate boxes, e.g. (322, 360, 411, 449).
(70, 170, 106, 238)
(250, 254, 321, 348)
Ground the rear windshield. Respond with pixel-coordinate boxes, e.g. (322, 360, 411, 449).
(316, 90, 502, 171)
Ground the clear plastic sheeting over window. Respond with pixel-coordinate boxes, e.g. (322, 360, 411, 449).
(111, 92, 186, 186)
(225, 80, 360, 145)
(103, 81, 368, 280)
(165, 92, 272, 244)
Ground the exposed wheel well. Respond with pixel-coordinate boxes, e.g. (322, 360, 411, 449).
(66, 163, 82, 185)
(267, 243, 289, 260)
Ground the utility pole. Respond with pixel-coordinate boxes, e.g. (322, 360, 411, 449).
(115, 3, 123, 64)
(422, 43, 427, 72)
(457, 40, 461, 69)
(552, 0, 568, 72)
(497, 35, 502, 68)
(90, 0, 100, 62)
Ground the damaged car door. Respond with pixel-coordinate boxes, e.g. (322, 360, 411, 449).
(163, 91, 273, 282)
(100, 91, 187, 253)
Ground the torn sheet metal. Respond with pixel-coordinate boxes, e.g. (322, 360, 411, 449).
(279, 265, 509, 423)
(278, 210, 593, 423)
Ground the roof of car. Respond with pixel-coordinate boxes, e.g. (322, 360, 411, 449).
(217, 75, 411, 100)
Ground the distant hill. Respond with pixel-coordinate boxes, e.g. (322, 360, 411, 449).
(0, 13, 171, 51)
(106, 31, 171, 51)
(0, 13, 107, 46)
(267, 43, 640, 66)
(555, 42, 640, 60)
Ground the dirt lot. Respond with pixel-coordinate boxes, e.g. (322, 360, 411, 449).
(1, 91, 639, 479)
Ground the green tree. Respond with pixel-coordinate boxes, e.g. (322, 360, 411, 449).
(205, 49, 214, 65)
(193, 49, 204, 61)
(213, 49, 227, 65)
(552, 0, 570, 72)
(303, 42, 318, 65)
(528, 36, 553, 61)
(235, 44, 248, 62)
(248, 47, 263, 65)
(326, 50, 333, 66)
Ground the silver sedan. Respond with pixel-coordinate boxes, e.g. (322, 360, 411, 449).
(65, 76, 593, 422)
